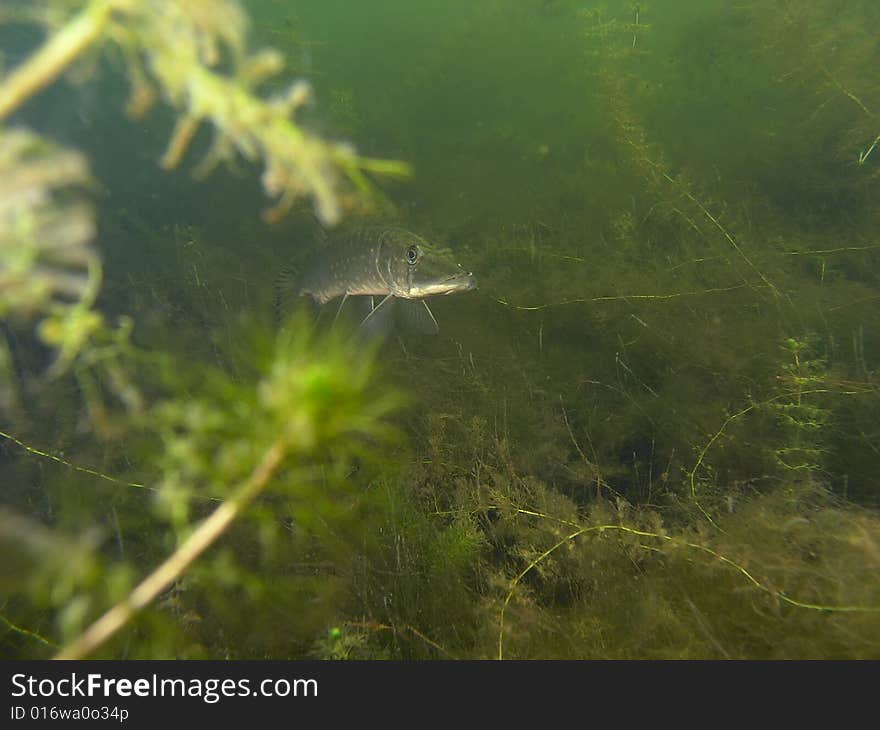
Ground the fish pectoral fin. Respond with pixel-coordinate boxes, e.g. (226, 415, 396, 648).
(358, 293, 395, 339)
(331, 293, 350, 327)
(348, 295, 377, 319)
(398, 299, 440, 335)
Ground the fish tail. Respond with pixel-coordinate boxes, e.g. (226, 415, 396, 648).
(273, 262, 300, 324)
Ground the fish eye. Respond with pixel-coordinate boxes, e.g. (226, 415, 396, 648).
(406, 245, 419, 265)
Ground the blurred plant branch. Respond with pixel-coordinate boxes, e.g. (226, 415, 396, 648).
(54, 437, 288, 660)
(0, 0, 410, 225)
(0, 128, 106, 377)
(52, 321, 402, 659)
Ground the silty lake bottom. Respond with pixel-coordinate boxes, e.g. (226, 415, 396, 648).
(1, 0, 879, 659)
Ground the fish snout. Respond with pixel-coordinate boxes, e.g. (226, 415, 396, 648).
(446, 267, 477, 294)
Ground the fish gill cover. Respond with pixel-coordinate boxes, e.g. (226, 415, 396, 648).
(0, 0, 879, 659)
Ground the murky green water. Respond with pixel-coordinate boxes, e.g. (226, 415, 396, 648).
(2, 1, 879, 659)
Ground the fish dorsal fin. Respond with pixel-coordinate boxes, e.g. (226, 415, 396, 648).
(358, 294, 395, 340)
(397, 299, 440, 335)
(306, 212, 329, 245)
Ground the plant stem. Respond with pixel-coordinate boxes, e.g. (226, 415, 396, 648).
(54, 438, 288, 660)
(0, 0, 114, 121)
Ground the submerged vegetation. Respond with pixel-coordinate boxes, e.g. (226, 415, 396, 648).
(1, 0, 879, 659)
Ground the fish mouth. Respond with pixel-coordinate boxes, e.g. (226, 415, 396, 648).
(411, 270, 477, 297)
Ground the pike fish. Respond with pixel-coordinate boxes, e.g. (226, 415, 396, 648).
(274, 226, 476, 336)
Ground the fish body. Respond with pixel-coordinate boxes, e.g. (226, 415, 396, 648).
(275, 226, 476, 334)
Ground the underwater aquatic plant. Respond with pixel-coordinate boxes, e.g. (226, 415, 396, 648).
(0, 128, 106, 378)
(0, 315, 403, 660)
(0, 0, 409, 225)
(3, 0, 880, 662)
(0, 129, 95, 320)
(0, 1, 411, 659)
